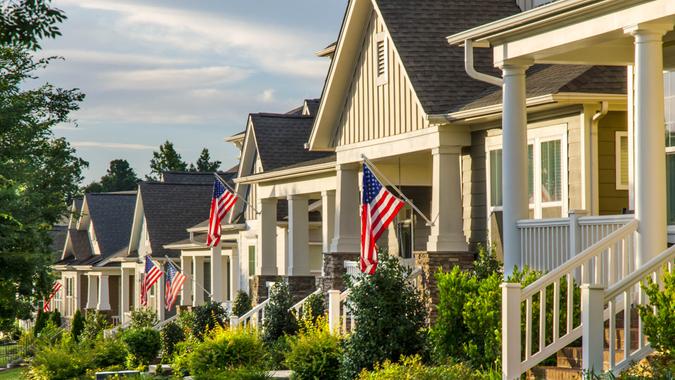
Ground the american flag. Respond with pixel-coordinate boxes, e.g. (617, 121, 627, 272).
(207, 178, 238, 247)
(43, 281, 62, 312)
(360, 163, 405, 274)
(164, 261, 187, 311)
(140, 256, 163, 307)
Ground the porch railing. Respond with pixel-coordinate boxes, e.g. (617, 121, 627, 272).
(518, 211, 634, 273)
(229, 298, 270, 329)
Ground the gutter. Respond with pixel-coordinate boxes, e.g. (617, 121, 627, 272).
(235, 161, 336, 185)
(464, 39, 502, 87)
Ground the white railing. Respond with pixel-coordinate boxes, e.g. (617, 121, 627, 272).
(289, 288, 322, 317)
(153, 314, 178, 330)
(502, 220, 638, 379)
(344, 261, 361, 279)
(230, 298, 270, 328)
(518, 211, 633, 273)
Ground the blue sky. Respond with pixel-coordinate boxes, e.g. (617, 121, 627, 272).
(41, 0, 346, 184)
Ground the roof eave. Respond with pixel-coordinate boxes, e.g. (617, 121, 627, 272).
(234, 161, 336, 185)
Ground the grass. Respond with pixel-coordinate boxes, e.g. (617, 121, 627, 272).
(0, 368, 22, 380)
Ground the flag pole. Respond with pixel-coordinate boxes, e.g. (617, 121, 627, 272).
(164, 255, 213, 299)
(214, 173, 261, 215)
(360, 154, 435, 226)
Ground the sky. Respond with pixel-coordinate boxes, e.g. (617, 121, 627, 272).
(39, 0, 346, 184)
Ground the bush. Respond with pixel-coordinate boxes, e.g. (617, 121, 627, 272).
(357, 355, 490, 380)
(70, 309, 85, 341)
(160, 320, 185, 359)
(79, 310, 109, 343)
(232, 291, 253, 317)
(192, 301, 228, 339)
(26, 341, 89, 380)
(121, 327, 161, 368)
(262, 281, 298, 345)
(285, 317, 342, 380)
(297, 292, 325, 326)
(91, 337, 128, 369)
(50, 309, 62, 327)
(33, 309, 49, 337)
(265, 334, 290, 370)
(187, 326, 266, 377)
(130, 308, 158, 328)
(341, 253, 427, 380)
(638, 268, 675, 360)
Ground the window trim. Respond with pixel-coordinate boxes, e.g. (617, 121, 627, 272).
(485, 124, 568, 219)
(615, 131, 629, 190)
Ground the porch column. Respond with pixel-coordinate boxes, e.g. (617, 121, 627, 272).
(258, 198, 278, 275)
(97, 274, 111, 311)
(426, 146, 468, 253)
(626, 24, 672, 266)
(120, 268, 131, 322)
(321, 190, 335, 276)
(156, 276, 165, 321)
(86, 274, 97, 309)
(229, 246, 240, 300)
(73, 273, 82, 313)
(501, 62, 531, 276)
(288, 195, 310, 275)
(330, 164, 360, 253)
(210, 246, 224, 302)
(180, 255, 193, 306)
(192, 256, 205, 306)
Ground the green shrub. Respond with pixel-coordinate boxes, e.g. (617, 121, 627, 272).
(341, 253, 427, 380)
(357, 355, 488, 380)
(91, 337, 128, 369)
(170, 335, 200, 377)
(473, 244, 502, 280)
(70, 309, 85, 341)
(193, 368, 271, 380)
(265, 334, 290, 370)
(187, 326, 266, 377)
(297, 292, 325, 326)
(638, 268, 675, 360)
(232, 291, 253, 317)
(130, 308, 158, 328)
(262, 281, 298, 345)
(160, 320, 185, 359)
(26, 341, 89, 380)
(285, 317, 342, 380)
(50, 309, 62, 327)
(121, 327, 161, 368)
(33, 309, 48, 337)
(177, 309, 195, 337)
(192, 301, 228, 339)
(79, 310, 109, 343)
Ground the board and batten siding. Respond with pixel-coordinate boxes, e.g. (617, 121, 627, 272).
(332, 12, 428, 148)
(598, 112, 629, 215)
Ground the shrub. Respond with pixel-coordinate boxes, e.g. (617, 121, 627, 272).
(357, 355, 487, 380)
(187, 326, 266, 377)
(177, 309, 195, 336)
(170, 335, 200, 377)
(285, 317, 342, 380)
(91, 337, 128, 369)
(232, 291, 253, 317)
(160, 320, 185, 359)
(192, 301, 228, 339)
(70, 309, 85, 341)
(50, 309, 62, 327)
(473, 244, 502, 280)
(121, 327, 161, 368)
(33, 309, 49, 337)
(341, 253, 427, 380)
(26, 341, 89, 380)
(638, 268, 675, 360)
(265, 334, 290, 370)
(297, 292, 325, 327)
(79, 310, 109, 343)
(262, 281, 298, 345)
(130, 308, 158, 328)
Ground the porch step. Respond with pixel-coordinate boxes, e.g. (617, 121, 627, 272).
(527, 366, 581, 380)
(556, 347, 627, 369)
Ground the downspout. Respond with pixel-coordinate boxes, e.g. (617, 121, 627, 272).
(464, 39, 502, 87)
(589, 101, 609, 214)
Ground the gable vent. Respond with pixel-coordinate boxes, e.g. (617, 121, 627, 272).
(375, 33, 387, 85)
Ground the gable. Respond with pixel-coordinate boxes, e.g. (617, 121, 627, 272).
(332, 11, 429, 148)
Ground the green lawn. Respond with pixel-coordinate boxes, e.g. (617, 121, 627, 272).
(0, 368, 22, 380)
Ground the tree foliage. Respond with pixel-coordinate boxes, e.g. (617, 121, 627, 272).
(0, 0, 65, 50)
(261, 281, 298, 345)
(147, 140, 187, 180)
(638, 269, 675, 361)
(232, 290, 252, 317)
(189, 148, 221, 172)
(83, 159, 138, 193)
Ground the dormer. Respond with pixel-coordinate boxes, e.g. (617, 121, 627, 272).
(516, 0, 557, 11)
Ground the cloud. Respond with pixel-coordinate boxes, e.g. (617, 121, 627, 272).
(71, 141, 156, 150)
(73, 105, 205, 125)
(39, 49, 193, 66)
(101, 66, 251, 90)
(260, 89, 275, 102)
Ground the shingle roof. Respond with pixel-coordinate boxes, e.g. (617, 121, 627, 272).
(250, 113, 334, 172)
(374, 0, 626, 115)
(85, 192, 136, 257)
(303, 99, 320, 116)
(161, 170, 238, 186)
(139, 182, 213, 258)
(55, 229, 93, 265)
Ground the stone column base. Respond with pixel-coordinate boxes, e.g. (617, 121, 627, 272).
(415, 251, 473, 323)
(319, 252, 359, 291)
(286, 276, 317, 303)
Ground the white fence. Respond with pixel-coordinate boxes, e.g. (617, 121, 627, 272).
(518, 211, 634, 273)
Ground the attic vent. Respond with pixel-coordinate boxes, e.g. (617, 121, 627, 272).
(375, 33, 387, 86)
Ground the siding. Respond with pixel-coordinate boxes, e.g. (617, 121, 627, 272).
(332, 12, 428, 147)
(462, 131, 488, 252)
(598, 112, 629, 215)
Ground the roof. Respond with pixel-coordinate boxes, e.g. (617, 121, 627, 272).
(139, 182, 213, 258)
(303, 99, 320, 116)
(49, 225, 68, 261)
(55, 229, 93, 265)
(250, 113, 334, 172)
(161, 170, 237, 186)
(85, 192, 136, 257)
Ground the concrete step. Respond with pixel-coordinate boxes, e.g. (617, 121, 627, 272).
(527, 366, 581, 380)
(557, 347, 630, 369)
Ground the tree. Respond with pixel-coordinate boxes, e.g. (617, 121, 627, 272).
(0, 0, 66, 50)
(0, 42, 86, 329)
(84, 159, 138, 193)
(147, 141, 187, 180)
(71, 309, 84, 341)
(188, 148, 221, 172)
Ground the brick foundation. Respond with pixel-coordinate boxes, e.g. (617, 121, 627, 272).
(318, 252, 359, 291)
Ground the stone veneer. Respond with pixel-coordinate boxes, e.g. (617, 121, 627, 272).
(318, 252, 359, 291)
(250, 275, 280, 305)
(250, 275, 318, 305)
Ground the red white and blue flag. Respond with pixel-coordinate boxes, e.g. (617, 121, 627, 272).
(43, 281, 62, 312)
(164, 261, 187, 311)
(207, 179, 238, 247)
(141, 256, 163, 307)
(360, 163, 405, 274)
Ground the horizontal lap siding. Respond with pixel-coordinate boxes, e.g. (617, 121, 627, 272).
(463, 131, 488, 251)
(332, 12, 428, 148)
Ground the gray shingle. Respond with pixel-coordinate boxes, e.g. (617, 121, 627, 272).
(85, 192, 136, 258)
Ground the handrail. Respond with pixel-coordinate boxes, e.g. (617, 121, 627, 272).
(153, 314, 178, 330)
(517, 217, 569, 227)
(605, 244, 675, 301)
(238, 298, 270, 322)
(577, 214, 633, 225)
(289, 288, 322, 314)
(521, 220, 638, 299)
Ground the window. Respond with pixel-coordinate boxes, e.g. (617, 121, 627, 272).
(396, 207, 413, 259)
(248, 245, 256, 277)
(486, 124, 568, 218)
(375, 33, 387, 86)
(665, 71, 675, 224)
(615, 132, 629, 190)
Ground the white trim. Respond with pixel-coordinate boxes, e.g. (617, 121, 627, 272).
(615, 131, 629, 190)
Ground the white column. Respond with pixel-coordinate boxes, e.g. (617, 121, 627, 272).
(501, 63, 531, 277)
(97, 274, 111, 311)
(287, 195, 310, 275)
(134, 265, 143, 310)
(73, 273, 82, 311)
(330, 164, 360, 253)
(86, 274, 97, 309)
(426, 146, 468, 252)
(210, 246, 224, 302)
(581, 284, 604, 374)
(626, 24, 671, 266)
(192, 256, 205, 306)
(120, 269, 131, 322)
(258, 198, 278, 275)
(321, 190, 336, 254)
(157, 276, 165, 321)
(180, 255, 193, 306)
(229, 246, 240, 300)
(222, 255, 230, 301)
